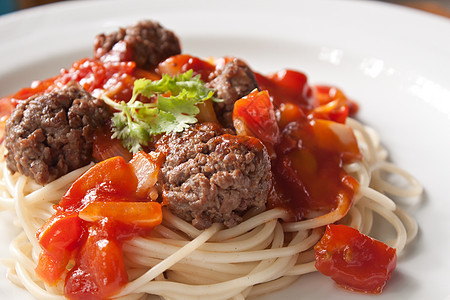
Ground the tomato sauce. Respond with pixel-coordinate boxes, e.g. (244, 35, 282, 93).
(235, 69, 361, 221)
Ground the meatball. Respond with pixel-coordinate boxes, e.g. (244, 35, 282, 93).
(4, 82, 112, 185)
(94, 20, 181, 70)
(207, 58, 260, 127)
(156, 123, 271, 229)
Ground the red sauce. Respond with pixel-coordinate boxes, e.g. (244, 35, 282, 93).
(270, 122, 360, 220)
(239, 70, 362, 221)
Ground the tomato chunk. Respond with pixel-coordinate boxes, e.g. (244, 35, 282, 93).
(35, 250, 72, 285)
(255, 69, 315, 109)
(233, 89, 280, 146)
(310, 119, 361, 163)
(60, 156, 138, 209)
(157, 54, 215, 81)
(37, 211, 83, 254)
(79, 201, 162, 228)
(314, 224, 397, 294)
(65, 224, 128, 300)
(312, 85, 359, 117)
(55, 58, 136, 101)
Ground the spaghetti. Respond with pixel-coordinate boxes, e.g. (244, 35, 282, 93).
(0, 116, 422, 300)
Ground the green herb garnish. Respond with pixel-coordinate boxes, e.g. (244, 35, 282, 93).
(102, 70, 219, 153)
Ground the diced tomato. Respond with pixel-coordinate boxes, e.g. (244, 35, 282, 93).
(132, 68, 161, 81)
(54, 58, 136, 101)
(313, 85, 359, 117)
(35, 250, 72, 285)
(79, 201, 162, 228)
(309, 99, 349, 124)
(233, 89, 280, 146)
(60, 156, 138, 210)
(65, 224, 128, 300)
(35, 211, 83, 285)
(1, 57, 139, 114)
(36, 211, 83, 254)
(314, 224, 397, 294)
(277, 102, 307, 131)
(0, 97, 14, 117)
(310, 119, 362, 163)
(255, 69, 315, 110)
(157, 54, 216, 81)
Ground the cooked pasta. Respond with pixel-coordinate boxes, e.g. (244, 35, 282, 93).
(0, 117, 422, 299)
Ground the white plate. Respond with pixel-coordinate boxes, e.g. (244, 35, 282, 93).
(1, 0, 450, 299)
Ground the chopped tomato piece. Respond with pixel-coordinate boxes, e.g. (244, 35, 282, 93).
(55, 58, 136, 101)
(65, 225, 128, 300)
(233, 89, 280, 146)
(35, 211, 83, 285)
(314, 224, 397, 294)
(0, 97, 15, 119)
(310, 119, 362, 163)
(309, 99, 349, 124)
(79, 201, 162, 228)
(35, 250, 72, 285)
(157, 54, 215, 81)
(255, 69, 315, 109)
(313, 85, 359, 116)
(36, 211, 83, 254)
(60, 156, 138, 209)
(277, 102, 306, 131)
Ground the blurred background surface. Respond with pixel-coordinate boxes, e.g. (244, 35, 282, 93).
(1, 0, 450, 17)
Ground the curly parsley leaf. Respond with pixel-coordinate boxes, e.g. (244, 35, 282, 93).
(103, 70, 220, 153)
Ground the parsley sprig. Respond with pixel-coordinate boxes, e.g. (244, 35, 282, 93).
(102, 70, 219, 153)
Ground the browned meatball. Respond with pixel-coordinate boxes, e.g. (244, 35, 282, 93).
(156, 123, 271, 229)
(94, 20, 181, 70)
(4, 83, 112, 185)
(207, 58, 260, 128)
